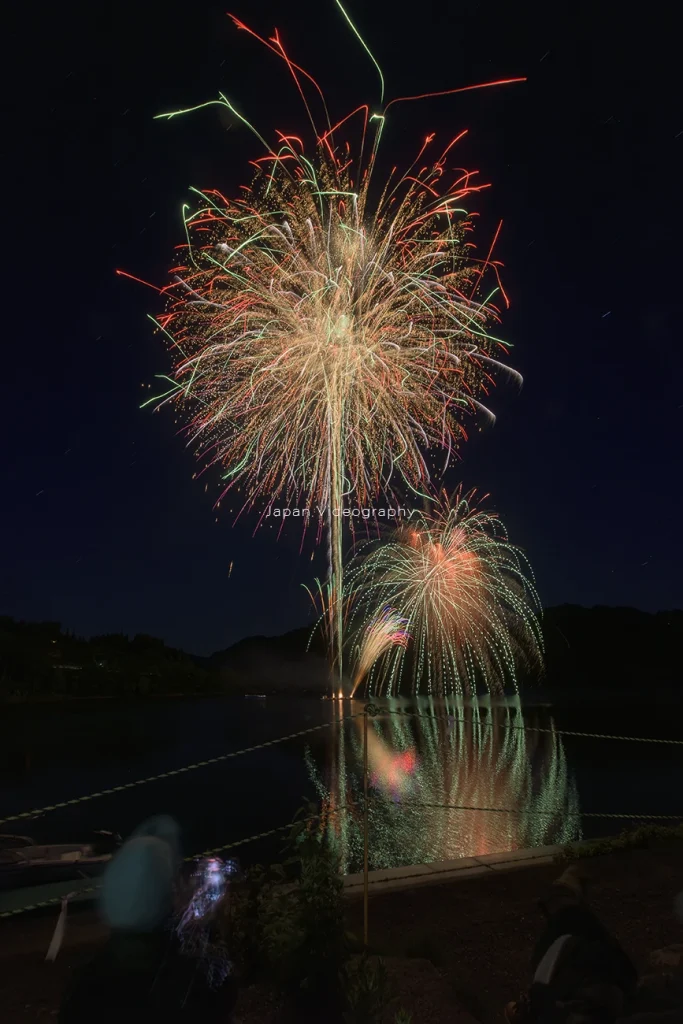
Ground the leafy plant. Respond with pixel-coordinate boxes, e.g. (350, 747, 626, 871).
(340, 954, 391, 1023)
(228, 801, 346, 1001)
(289, 802, 346, 993)
(223, 803, 400, 1021)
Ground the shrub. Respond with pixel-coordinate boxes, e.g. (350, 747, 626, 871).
(340, 954, 390, 1024)
(229, 802, 345, 1001)
(556, 823, 683, 862)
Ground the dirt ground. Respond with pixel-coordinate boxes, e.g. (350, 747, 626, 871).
(346, 844, 683, 1023)
(1, 843, 681, 1023)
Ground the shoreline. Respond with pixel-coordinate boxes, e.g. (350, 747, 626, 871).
(1, 687, 680, 707)
(0, 841, 581, 919)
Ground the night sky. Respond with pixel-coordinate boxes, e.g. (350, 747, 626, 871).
(4, 0, 681, 655)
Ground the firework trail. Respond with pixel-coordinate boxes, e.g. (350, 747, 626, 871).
(350, 606, 410, 696)
(346, 489, 543, 696)
(146, 6, 525, 678)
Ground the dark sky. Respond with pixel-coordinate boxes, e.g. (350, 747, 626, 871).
(4, 0, 682, 655)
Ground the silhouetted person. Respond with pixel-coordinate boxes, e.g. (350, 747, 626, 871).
(505, 865, 638, 1023)
(59, 816, 237, 1023)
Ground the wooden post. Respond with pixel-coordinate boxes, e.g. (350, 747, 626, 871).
(363, 708, 369, 947)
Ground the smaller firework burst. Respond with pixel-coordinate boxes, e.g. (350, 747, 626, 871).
(346, 489, 542, 695)
(350, 606, 410, 697)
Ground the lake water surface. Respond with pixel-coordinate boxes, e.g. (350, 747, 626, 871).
(1, 695, 680, 873)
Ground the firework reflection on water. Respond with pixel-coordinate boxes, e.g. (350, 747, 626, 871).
(306, 696, 580, 873)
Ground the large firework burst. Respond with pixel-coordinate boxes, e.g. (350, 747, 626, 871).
(145, 8, 525, 676)
(347, 489, 543, 695)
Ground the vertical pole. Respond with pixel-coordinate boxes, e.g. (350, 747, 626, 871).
(363, 708, 369, 947)
(327, 400, 344, 691)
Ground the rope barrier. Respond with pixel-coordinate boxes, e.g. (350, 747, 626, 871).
(2, 799, 681, 919)
(0, 714, 363, 827)
(186, 818, 317, 861)
(0, 885, 102, 920)
(385, 800, 683, 821)
(2, 705, 678, 829)
(1, 703, 679, 917)
(365, 704, 683, 746)
(0, 814, 326, 919)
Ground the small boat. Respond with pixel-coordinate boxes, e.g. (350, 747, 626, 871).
(0, 830, 121, 892)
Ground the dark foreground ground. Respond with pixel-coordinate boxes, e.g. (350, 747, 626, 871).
(346, 843, 683, 1023)
(1, 843, 681, 1023)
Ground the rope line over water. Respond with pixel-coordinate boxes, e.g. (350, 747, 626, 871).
(364, 703, 683, 745)
(2, 805, 680, 919)
(0, 815, 326, 919)
(2, 704, 680, 829)
(387, 800, 683, 821)
(0, 715, 364, 827)
(0, 886, 101, 920)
